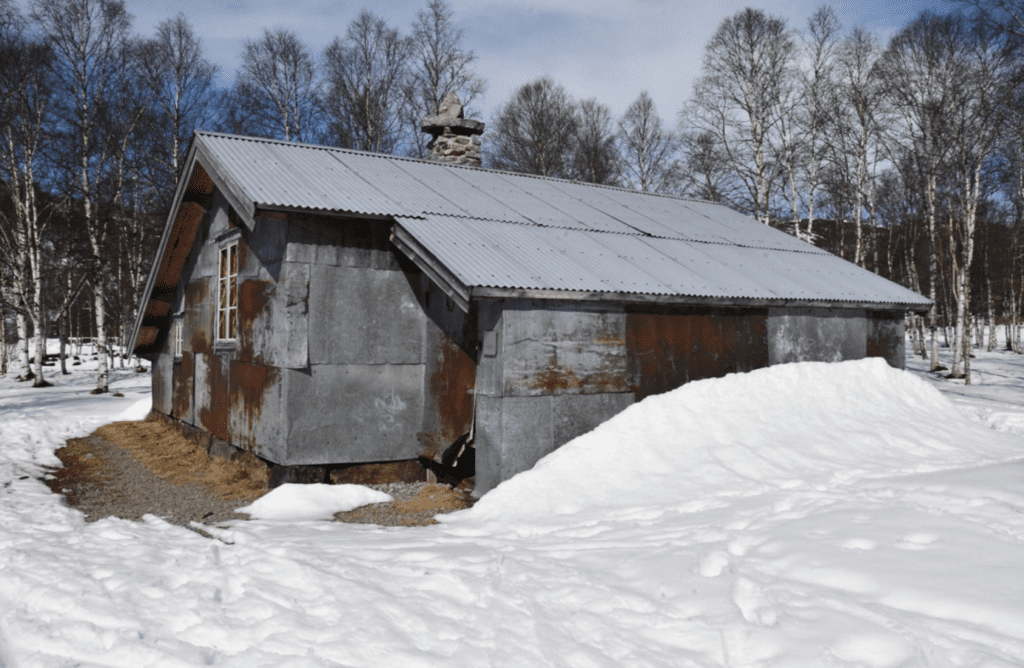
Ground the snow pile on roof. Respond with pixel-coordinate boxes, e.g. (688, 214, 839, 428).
(456, 358, 1023, 527)
(236, 484, 392, 521)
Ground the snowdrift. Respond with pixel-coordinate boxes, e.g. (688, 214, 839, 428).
(456, 358, 1024, 524)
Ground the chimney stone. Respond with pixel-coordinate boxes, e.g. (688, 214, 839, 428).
(421, 92, 484, 167)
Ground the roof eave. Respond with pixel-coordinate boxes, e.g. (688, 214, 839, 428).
(469, 286, 931, 312)
(390, 222, 472, 313)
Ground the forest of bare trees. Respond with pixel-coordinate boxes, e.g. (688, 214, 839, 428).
(1, 0, 1022, 390)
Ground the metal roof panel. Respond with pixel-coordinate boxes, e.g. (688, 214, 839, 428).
(395, 214, 931, 306)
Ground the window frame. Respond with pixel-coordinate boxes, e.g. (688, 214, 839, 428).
(172, 318, 183, 360)
(216, 240, 239, 343)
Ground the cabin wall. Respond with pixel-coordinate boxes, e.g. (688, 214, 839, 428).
(474, 299, 634, 494)
(625, 305, 769, 401)
(766, 307, 869, 365)
(867, 311, 906, 369)
(474, 302, 899, 494)
(151, 190, 291, 464)
(281, 214, 474, 466)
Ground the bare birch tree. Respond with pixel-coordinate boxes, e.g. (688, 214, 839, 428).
(678, 129, 734, 203)
(685, 8, 796, 223)
(572, 98, 620, 185)
(234, 27, 320, 143)
(0, 10, 54, 385)
(942, 14, 1019, 381)
(404, 0, 485, 157)
(831, 26, 885, 267)
(797, 6, 842, 242)
(618, 90, 679, 193)
(877, 11, 961, 372)
(138, 13, 218, 197)
(31, 0, 139, 393)
(322, 10, 411, 154)
(488, 76, 578, 178)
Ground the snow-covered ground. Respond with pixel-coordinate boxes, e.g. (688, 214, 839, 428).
(1, 343, 1023, 667)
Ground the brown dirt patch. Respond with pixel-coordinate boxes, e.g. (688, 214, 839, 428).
(93, 416, 267, 501)
(48, 414, 475, 527)
(47, 436, 117, 507)
(394, 484, 470, 514)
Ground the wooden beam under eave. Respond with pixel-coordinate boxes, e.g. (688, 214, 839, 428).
(155, 200, 206, 291)
(135, 326, 159, 348)
(144, 300, 171, 319)
(188, 161, 214, 195)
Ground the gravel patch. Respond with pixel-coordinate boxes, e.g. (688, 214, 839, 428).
(47, 435, 255, 527)
(46, 430, 473, 531)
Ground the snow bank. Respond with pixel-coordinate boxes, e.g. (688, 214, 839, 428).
(458, 359, 1024, 524)
(236, 483, 393, 521)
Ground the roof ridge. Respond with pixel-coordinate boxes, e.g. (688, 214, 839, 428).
(402, 212, 834, 256)
(193, 130, 727, 208)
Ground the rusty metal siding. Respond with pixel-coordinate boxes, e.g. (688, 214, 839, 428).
(171, 352, 195, 424)
(472, 298, 636, 495)
(625, 306, 769, 401)
(766, 307, 868, 365)
(418, 277, 477, 457)
(307, 263, 424, 366)
(152, 353, 173, 415)
(867, 311, 906, 369)
(500, 301, 628, 397)
(229, 360, 286, 462)
(195, 351, 231, 443)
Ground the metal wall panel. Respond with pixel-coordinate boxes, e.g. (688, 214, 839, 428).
(171, 352, 195, 424)
(625, 306, 769, 401)
(868, 311, 906, 369)
(307, 264, 425, 366)
(767, 307, 868, 364)
(152, 353, 173, 415)
(229, 360, 286, 462)
(500, 302, 628, 397)
(285, 364, 426, 464)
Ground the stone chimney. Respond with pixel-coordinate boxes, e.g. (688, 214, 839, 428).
(421, 92, 484, 166)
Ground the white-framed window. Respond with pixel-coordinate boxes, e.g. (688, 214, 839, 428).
(172, 319, 183, 359)
(217, 242, 238, 341)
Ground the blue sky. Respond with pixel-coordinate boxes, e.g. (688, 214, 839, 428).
(123, 0, 954, 126)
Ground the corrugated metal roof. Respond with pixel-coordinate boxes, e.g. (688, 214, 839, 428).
(193, 132, 930, 307)
(394, 215, 931, 306)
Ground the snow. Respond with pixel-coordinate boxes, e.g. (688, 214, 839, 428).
(236, 484, 393, 521)
(1, 344, 1023, 666)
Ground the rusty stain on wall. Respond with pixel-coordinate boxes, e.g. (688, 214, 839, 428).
(530, 358, 581, 394)
(237, 278, 273, 361)
(171, 352, 194, 419)
(627, 307, 768, 401)
(199, 354, 230, 442)
(185, 280, 211, 354)
(429, 337, 476, 446)
(230, 361, 278, 451)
